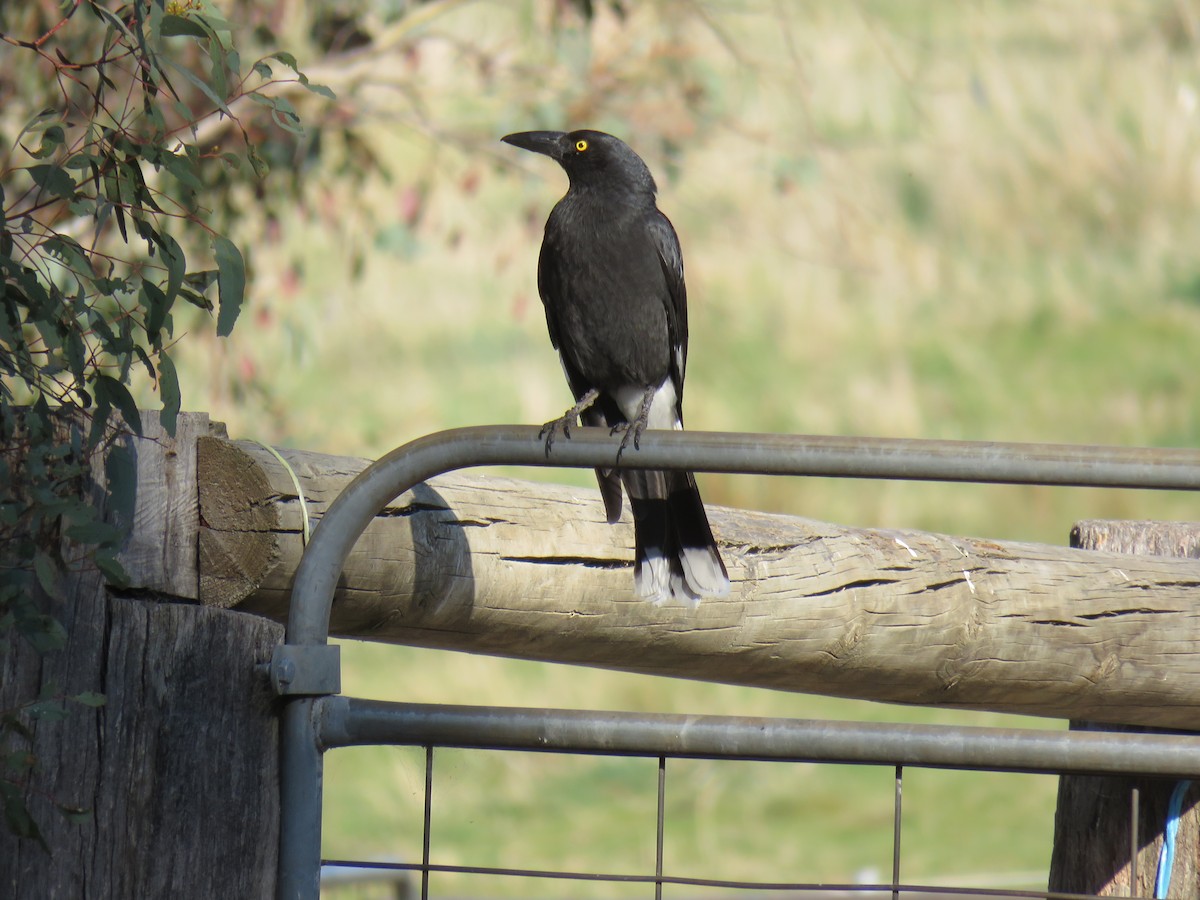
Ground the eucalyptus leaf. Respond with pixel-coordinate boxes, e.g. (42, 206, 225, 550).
(104, 441, 138, 529)
(302, 79, 336, 100)
(56, 805, 94, 825)
(158, 230, 186, 305)
(160, 14, 207, 38)
(0, 781, 49, 852)
(32, 552, 61, 601)
(28, 165, 76, 200)
(212, 236, 244, 336)
(66, 520, 124, 545)
(93, 376, 142, 435)
(94, 549, 130, 588)
(157, 352, 180, 437)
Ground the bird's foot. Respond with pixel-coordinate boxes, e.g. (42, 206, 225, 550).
(539, 414, 576, 457)
(613, 386, 656, 462)
(539, 388, 602, 457)
(610, 419, 647, 462)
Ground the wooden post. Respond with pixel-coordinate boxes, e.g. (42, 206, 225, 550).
(1048, 521, 1200, 897)
(0, 414, 283, 899)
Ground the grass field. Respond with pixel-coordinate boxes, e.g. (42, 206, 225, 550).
(142, 1, 1200, 893)
(323, 645, 1061, 895)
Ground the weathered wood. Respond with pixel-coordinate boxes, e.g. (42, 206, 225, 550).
(0, 595, 282, 899)
(197, 437, 1200, 729)
(0, 413, 281, 899)
(1049, 521, 1200, 898)
(119, 412, 227, 599)
(1069, 519, 1200, 559)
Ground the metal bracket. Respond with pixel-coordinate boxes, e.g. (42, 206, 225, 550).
(269, 644, 341, 696)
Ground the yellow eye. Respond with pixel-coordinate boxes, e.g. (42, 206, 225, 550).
(575, 139, 589, 152)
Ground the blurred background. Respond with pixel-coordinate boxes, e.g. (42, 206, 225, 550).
(135, 0, 1200, 894)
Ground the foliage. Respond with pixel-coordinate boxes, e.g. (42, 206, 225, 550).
(0, 0, 329, 848)
(0, 0, 718, 853)
(1, 687, 105, 850)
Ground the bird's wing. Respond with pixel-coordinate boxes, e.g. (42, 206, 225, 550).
(536, 236, 564, 353)
(538, 224, 625, 523)
(646, 210, 688, 408)
(537, 232, 593, 403)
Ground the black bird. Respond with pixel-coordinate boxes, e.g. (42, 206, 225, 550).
(501, 129, 729, 605)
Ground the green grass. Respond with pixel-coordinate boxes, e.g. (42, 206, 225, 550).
(134, 1, 1200, 893)
(322, 643, 1060, 896)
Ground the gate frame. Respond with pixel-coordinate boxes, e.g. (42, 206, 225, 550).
(273, 425, 1200, 899)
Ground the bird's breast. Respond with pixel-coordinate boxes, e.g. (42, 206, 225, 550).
(542, 223, 673, 389)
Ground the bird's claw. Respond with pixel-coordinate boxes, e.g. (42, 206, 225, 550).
(541, 388, 601, 457)
(613, 387, 654, 462)
(611, 420, 645, 463)
(539, 415, 577, 457)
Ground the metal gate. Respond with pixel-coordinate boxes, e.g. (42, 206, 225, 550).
(270, 426, 1200, 899)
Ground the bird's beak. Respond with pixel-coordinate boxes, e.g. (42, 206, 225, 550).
(501, 131, 567, 161)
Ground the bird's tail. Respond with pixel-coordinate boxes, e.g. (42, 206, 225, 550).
(623, 469, 729, 606)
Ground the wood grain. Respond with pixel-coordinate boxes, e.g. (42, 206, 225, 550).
(120, 412, 226, 599)
(198, 436, 1200, 729)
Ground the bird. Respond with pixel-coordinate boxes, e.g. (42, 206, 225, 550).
(501, 128, 729, 605)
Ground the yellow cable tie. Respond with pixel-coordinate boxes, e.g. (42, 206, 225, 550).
(251, 441, 311, 546)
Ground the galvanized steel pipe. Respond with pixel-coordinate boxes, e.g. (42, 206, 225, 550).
(278, 426, 1200, 899)
(319, 697, 1200, 778)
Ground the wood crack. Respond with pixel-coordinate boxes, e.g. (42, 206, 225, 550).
(1075, 607, 1177, 620)
(808, 577, 901, 597)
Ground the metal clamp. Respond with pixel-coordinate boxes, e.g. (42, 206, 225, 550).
(269, 644, 341, 696)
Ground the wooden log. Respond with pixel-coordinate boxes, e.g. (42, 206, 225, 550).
(0, 413, 282, 899)
(197, 437, 1200, 729)
(1049, 521, 1200, 898)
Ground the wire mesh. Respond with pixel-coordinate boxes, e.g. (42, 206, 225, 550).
(319, 721, 1172, 900)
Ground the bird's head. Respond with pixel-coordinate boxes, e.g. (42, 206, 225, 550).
(501, 129, 658, 197)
